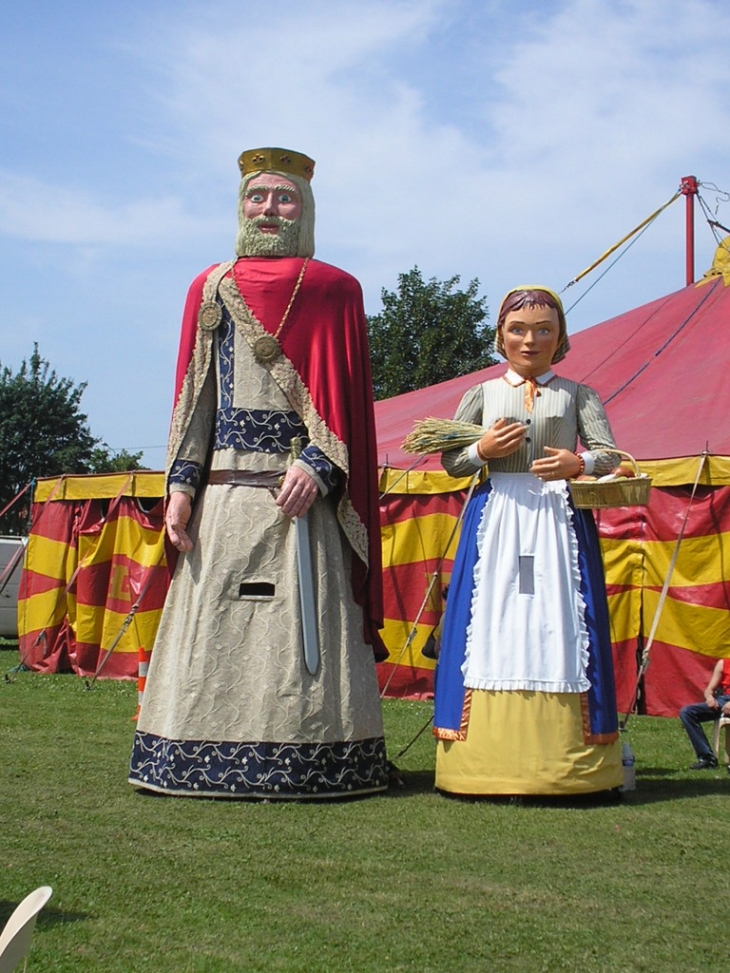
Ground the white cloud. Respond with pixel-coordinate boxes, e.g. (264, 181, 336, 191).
(124, 0, 447, 175)
(78, 0, 730, 337)
(3, 0, 730, 464)
(486, 0, 730, 232)
(0, 171, 224, 247)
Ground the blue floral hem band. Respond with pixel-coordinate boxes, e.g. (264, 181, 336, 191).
(129, 732, 388, 799)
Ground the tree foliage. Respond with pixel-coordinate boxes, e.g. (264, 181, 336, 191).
(0, 346, 144, 534)
(367, 267, 496, 400)
(88, 447, 146, 475)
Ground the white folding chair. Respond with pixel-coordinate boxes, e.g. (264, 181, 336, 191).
(713, 715, 730, 762)
(0, 886, 52, 973)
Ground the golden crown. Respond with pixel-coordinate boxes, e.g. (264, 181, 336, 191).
(237, 147, 315, 182)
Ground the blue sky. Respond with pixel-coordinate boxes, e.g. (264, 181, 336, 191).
(2, 0, 729, 468)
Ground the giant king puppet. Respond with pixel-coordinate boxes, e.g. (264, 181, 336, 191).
(129, 147, 389, 799)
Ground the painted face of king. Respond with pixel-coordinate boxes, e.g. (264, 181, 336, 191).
(243, 172, 303, 222)
(239, 172, 303, 257)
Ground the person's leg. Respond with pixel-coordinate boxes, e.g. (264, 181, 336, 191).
(715, 695, 730, 769)
(679, 701, 718, 766)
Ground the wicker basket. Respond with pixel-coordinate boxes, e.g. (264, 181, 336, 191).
(568, 449, 652, 509)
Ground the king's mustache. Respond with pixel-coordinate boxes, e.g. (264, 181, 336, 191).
(251, 215, 296, 228)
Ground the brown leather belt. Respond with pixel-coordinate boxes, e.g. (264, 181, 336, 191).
(207, 470, 282, 488)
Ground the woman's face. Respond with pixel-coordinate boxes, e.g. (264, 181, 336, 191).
(500, 303, 561, 378)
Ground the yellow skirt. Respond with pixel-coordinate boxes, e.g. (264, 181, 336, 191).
(435, 690, 622, 797)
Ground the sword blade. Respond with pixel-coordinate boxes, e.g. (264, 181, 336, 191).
(295, 512, 319, 675)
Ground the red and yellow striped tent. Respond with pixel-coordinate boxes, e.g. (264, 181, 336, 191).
(375, 259, 730, 715)
(16, 254, 730, 710)
(18, 472, 168, 679)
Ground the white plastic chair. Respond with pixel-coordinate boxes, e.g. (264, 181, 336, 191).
(713, 715, 730, 762)
(0, 886, 52, 973)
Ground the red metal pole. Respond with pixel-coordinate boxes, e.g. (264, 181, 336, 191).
(680, 175, 699, 286)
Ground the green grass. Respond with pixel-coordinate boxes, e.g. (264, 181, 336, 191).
(1, 645, 728, 973)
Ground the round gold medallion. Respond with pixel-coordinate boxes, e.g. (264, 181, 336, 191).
(253, 334, 281, 363)
(198, 301, 223, 331)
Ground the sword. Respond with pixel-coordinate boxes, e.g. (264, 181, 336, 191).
(290, 437, 320, 675)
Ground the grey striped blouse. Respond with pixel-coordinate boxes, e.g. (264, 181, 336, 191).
(441, 374, 618, 479)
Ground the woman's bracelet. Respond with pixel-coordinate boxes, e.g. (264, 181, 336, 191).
(475, 440, 489, 463)
(572, 454, 585, 478)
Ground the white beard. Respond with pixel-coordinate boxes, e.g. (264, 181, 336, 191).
(235, 216, 301, 257)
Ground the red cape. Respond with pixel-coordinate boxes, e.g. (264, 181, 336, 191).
(172, 257, 385, 658)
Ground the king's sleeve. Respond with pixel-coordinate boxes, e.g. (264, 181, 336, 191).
(167, 364, 216, 498)
(294, 445, 342, 496)
(166, 266, 220, 498)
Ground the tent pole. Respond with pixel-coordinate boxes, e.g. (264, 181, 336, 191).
(680, 175, 699, 286)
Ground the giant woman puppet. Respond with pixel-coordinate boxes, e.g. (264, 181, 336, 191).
(433, 286, 622, 797)
(129, 148, 388, 799)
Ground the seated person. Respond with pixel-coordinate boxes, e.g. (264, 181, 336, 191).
(679, 658, 730, 770)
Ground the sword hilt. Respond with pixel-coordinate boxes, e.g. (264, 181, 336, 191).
(280, 436, 304, 489)
(290, 436, 304, 461)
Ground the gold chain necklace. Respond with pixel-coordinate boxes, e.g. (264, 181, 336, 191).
(238, 257, 309, 364)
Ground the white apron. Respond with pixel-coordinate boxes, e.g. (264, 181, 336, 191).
(462, 472, 590, 693)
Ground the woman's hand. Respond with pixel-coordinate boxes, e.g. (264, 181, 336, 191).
(165, 491, 194, 552)
(531, 447, 582, 482)
(276, 465, 319, 518)
(476, 418, 526, 460)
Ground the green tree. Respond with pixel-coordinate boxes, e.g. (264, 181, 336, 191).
(88, 446, 147, 474)
(367, 267, 496, 400)
(0, 345, 110, 534)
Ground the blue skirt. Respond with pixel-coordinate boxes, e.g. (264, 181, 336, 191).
(434, 480, 619, 739)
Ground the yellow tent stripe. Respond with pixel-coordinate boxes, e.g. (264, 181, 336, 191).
(639, 591, 730, 655)
(23, 535, 74, 582)
(380, 617, 436, 670)
(382, 511, 461, 567)
(33, 472, 165, 502)
(602, 533, 730, 586)
(605, 588, 642, 641)
(100, 607, 161, 653)
(379, 468, 475, 496)
(379, 456, 730, 490)
(16, 588, 69, 632)
(76, 515, 165, 570)
(638, 455, 730, 488)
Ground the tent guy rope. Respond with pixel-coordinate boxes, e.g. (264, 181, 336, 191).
(563, 189, 681, 291)
(379, 471, 480, 698)
(620, 450, 709, 730)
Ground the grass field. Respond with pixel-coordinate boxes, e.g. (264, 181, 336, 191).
(1, 643, 728, 973)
